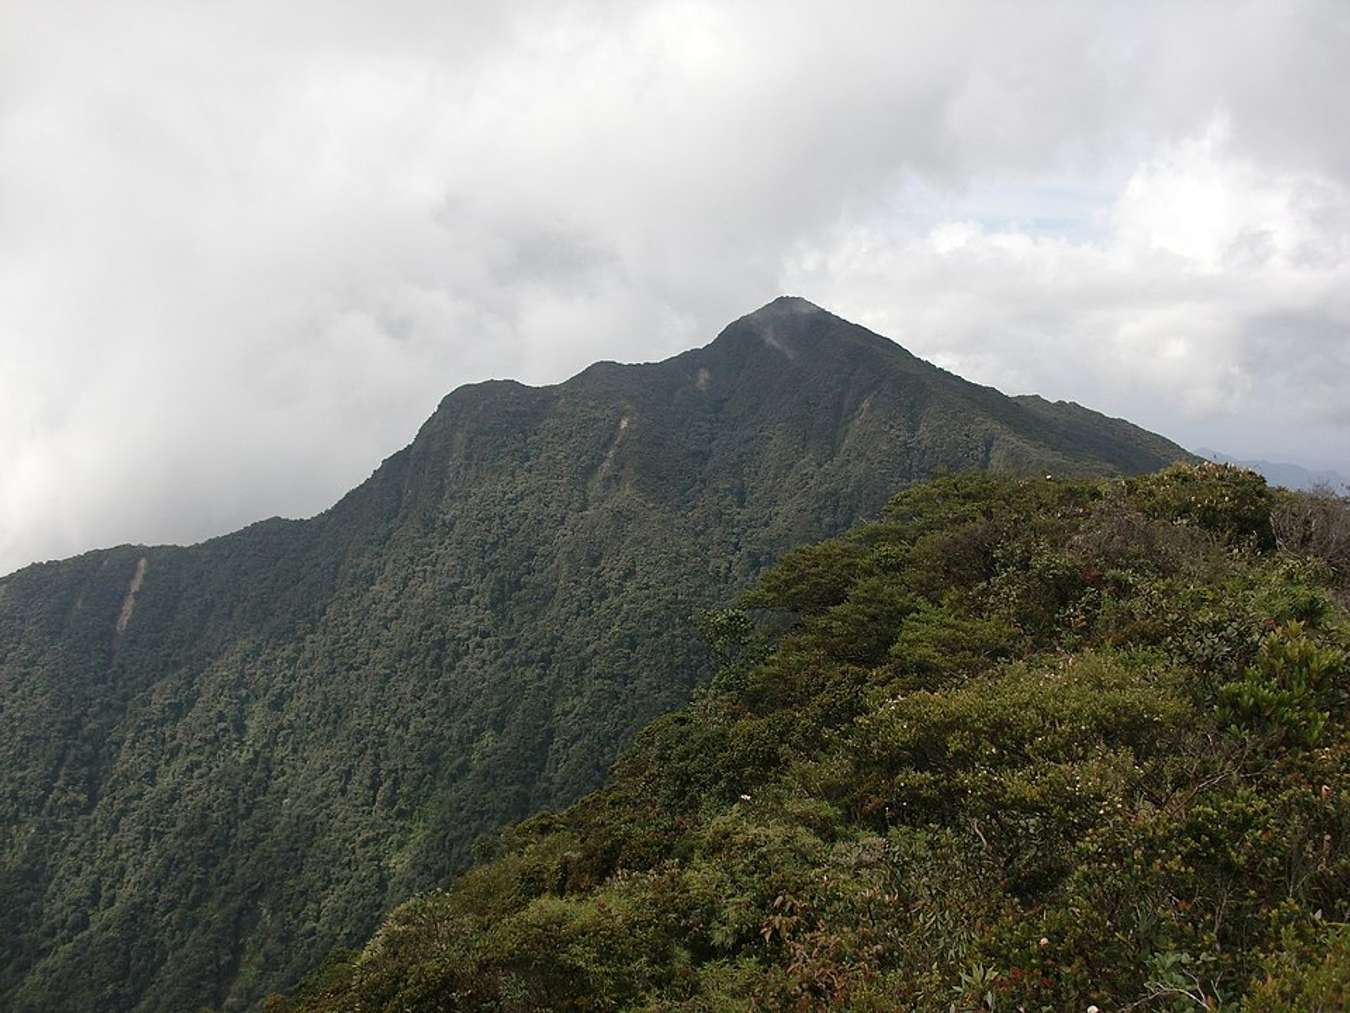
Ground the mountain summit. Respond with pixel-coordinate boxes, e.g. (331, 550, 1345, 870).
(0, 300, 1191, 1011)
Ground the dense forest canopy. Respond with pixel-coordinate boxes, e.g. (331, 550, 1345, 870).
(272, 465, 1350, 1012)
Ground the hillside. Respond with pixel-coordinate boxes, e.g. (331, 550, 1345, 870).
(273, 465, 1350, 1012)
(0, 298, 1193, 1012)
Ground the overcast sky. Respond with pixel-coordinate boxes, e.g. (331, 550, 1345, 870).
(3, 1, 1349, 574)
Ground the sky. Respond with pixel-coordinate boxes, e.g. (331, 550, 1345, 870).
(3, 0, 1349, 575)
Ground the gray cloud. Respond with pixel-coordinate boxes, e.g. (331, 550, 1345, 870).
(3, 0, 1348, 574)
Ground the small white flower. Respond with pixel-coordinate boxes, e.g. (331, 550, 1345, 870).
(739, 793, 751, 801)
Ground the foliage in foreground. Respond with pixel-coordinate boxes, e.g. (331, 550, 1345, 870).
(272, 465, 1350, 1011)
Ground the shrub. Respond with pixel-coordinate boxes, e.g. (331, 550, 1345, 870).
(1128, 462, 1276, 549)
(1272, 486, 1350, 602)
(1218, 621, 1345, 747)
(1245, 921, 1350, 1011)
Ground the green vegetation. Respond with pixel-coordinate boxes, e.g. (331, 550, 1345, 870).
(0, 299, 1194, 1011)
(272, 465, 1350, 1011)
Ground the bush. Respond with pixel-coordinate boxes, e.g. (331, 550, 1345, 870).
(1245, 921, 1350, 1011)
(1128, 462, 1276, 549)
(1272, 486, 1350, 602)
(1218, 621, 1345, 747)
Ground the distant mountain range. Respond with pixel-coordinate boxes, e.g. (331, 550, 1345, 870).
(0, 297, 1193, 1012)
(1197, 448, 1349, 492)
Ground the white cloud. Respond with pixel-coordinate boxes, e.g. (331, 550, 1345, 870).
(786, 116, 1350, 462)
(2, 0, 1349, 573)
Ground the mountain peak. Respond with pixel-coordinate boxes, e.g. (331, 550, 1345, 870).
(736, 295, 842, 336)
(749, 294, 830, 316)
(712, 295, 904, 372)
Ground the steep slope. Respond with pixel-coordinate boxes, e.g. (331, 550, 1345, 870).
(0, 298, 1192, 1011)
(274, 466, 1350, 1012)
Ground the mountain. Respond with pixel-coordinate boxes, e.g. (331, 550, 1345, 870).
(0, 297, 1192, 1012)
(273, 465, 1350, 1012)
(1197, 447, 1349, 493)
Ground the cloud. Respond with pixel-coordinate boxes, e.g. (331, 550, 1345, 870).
(2, 0, 1348, 573)
(785, 118, 1350, 462)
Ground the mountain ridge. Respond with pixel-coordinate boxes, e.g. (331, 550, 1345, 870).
(0, 298, 1194, 1011)
(3, 296, 1183, 580)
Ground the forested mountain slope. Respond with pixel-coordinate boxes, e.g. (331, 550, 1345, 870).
(274, 465, 1350, 1012)
(0, 298, 1192, 1011)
